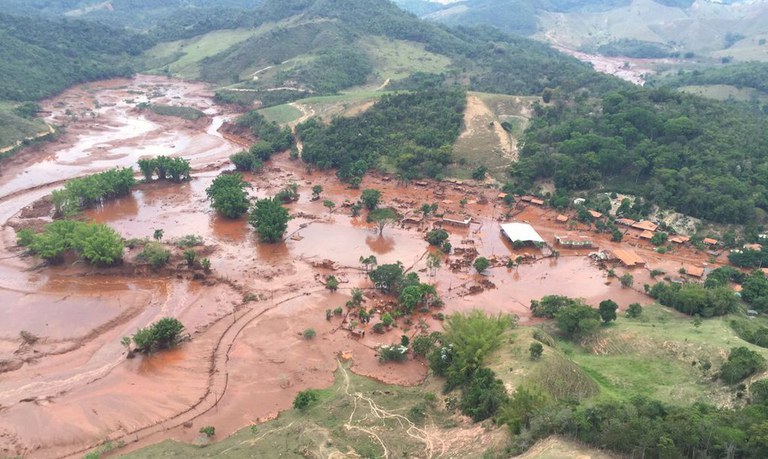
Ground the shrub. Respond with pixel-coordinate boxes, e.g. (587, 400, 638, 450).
(720, 347, 766, 384)
(293, 389, 319, 410)
(529, 342, 544, 360)
(473, 257, 491, 273)
(460, 367, 509, 421)
(555, 304, 601, 339)
(627, 303, 643, 318)
(325, 275, 339, 292)
(378, 344, 408, 362)
(132, 318, 185, 353)
(426, 229, 449, 247)
(140, 243, 170, 269)
(175, 234, 203, 248)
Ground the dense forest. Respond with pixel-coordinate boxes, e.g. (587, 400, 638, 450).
(512, 88, 768, 223)
(0, 13, 149, 101)
(297, 87, 465, 183)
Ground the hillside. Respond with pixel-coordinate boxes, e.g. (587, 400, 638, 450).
(395, 0, 768, 61)
(0, 13, 149, 101)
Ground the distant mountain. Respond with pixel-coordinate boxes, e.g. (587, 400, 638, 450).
(393, 0, 768, 60)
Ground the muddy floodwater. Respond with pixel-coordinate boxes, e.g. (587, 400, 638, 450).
(0, 75, 666, 458)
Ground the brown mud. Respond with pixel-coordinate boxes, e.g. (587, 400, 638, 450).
(0, 75, 720, 458)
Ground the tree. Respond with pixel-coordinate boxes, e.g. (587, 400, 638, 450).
(132, 318, 185, 353)
(325, 275, 339, 292)
(427, 251, 442, 276)
(555, 304, 601, 339)
(323, 200, 336, 215)
(184, 250, 196, 268)
(529, 342, 544, 360)
(369, 262, 405, 294)
(473, 257, 491, 274)
(460, 367, 508, 421)
(361, 189, 382, 210)
(311, 185, 323, 200)
(367, 207, 399, 236)
(249, 197, 291, 243)
(293, 390, 319, 410)
(627, 303, 643, 318)
(426, 229, 449, 246)
(599, 300, 618, 323)
(720, 347, 767, 384)
(620, 273, 634, 288)
(303, 328, 316, 340)
(206, 173, 252, 219)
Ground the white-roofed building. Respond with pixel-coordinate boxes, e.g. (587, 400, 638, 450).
(500, 222, 545, 245)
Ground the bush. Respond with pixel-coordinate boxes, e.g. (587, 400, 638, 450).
(627, 303, 643, 318)
(293, 389, 320, 410)
(140, 243, 170, 269)
(378, 344, 408, 362)
(132, 318, 185, 353)
(473, 257, 491, 273)
(460, 367, 509, 421)
(302, 328, 316, 340)
(529, 342, 544, 360)
(720, 347, 766, 384)
(555, 304, 601, 339)
(426, 229, 449, 247)
(325, 275, 339, 292)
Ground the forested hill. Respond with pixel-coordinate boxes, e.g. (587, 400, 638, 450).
(0, 13, 151, 101)
(192, 0, 626, 97)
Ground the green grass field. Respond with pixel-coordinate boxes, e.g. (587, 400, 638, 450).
(359, 36, 452, 85)
(143, 28, 263, 79)
(257, 104, 304, 125)
(679, 84, 768, 102)
(489, 304, 768, 409)
(0, 105, 50, 151)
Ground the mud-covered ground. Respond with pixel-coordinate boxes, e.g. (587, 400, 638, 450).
(0, 75, 717, 458)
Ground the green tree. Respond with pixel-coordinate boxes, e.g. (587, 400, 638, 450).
(361, 189, 382, 210)
(293, 390, 319, 410)
(311, 185, 323, 200)
(325, 275, 339, 292)
(369, 262, 405, 294)
(323, 199, 336, 215)
(720, 347, 767, 384)
(460, 367, 508, 421)
(249, 197, 291, 243)
(598, 299, 618, 323)
(555, 304, 601, 339)
(473, 257, 491, 273)
(426, 229, 449, 246)
(132, 318, 185, 353)
(367, 207, 399, 236)
(206, 173, 252, 219)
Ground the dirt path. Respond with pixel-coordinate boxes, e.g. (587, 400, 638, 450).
(460, 95, 518, 161)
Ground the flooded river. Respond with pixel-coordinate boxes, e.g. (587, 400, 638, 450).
(0, 75, 655, 458)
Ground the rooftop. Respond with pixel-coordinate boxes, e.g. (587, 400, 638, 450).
(500, 222, 545, 244)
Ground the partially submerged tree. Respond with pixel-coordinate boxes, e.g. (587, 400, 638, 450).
(367, 207, 398, 236)
(132, 317, 185, 354)
(249, 197, 292, 243)
(206, 173, 251, 219)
